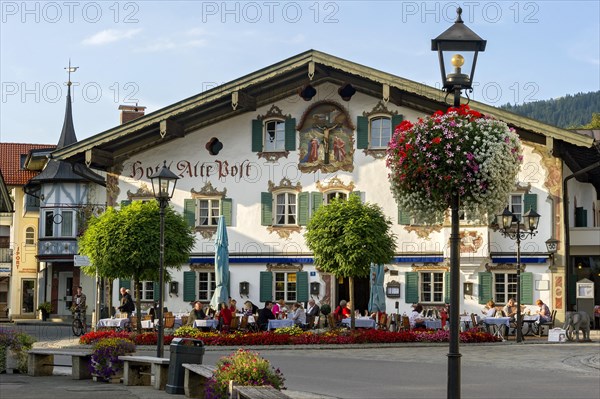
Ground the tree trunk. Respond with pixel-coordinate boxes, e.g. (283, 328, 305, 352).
(134, 277, 142, 333)
(349, 276, 355, 330)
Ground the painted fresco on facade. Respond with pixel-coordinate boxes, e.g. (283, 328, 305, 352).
(298, 101, 355, 173)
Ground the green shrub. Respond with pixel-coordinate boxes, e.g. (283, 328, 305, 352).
(0, 328, 36, 373)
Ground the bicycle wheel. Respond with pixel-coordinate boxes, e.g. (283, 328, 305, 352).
(531, 322, 540, 336)
(72, 319, 84, 336)
(521, 322, 532, 336)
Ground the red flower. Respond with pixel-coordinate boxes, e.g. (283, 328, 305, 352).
(432, 137, 441, 145)
(433, 110, 444, 117)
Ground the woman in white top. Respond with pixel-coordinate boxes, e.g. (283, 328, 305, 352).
(409, 303, 426, 329)
(291, 302, 306, 325)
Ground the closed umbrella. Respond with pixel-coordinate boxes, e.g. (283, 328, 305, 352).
(368, 263, 386, 313)
(210, 215, 230, 310)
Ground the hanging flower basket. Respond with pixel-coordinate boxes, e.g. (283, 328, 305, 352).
(386, 105, 522, 224)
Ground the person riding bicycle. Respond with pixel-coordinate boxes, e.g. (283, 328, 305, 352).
(73, 286, 87, 330)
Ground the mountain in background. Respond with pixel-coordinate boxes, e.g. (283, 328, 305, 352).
(499, 91, 600, 128)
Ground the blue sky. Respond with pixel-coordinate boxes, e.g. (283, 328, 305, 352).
(1, 1, 599, 144)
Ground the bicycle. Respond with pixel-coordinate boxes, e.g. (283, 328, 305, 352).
(72, 308, 87, 336)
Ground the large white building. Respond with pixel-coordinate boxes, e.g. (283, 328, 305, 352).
(41, 50, 600, 323)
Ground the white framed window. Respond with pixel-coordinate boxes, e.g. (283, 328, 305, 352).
(25, 227, 35, 245)
(509, 194, 523, 221)
(136, 281, 154, 301)
(264, 119, 286, 152)
(275, 192, 297, 225)
(369, 116, 392, 149)
(43, 209, 76, 238)
(198, 272, 216, 301)
(420, 271, 444, 303)
(494, 273, 517, 305)
(197, 199, 221, 226)
(274, 272, 297, 302)
(324, 191, 348, 204)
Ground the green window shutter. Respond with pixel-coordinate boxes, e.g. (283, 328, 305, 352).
(398, 206, 411, 225)
(284, 118, 296, 151)
(183, 271, 196, 302)
(350, 191, 363, 202)
(405, 272, 419, 304)
(356, 116, 369, 149)
(222, 198, 233, 226)
(575, 207, 587, 227)
(444, 272, 450, 304)
(120, 200, 131, 208)
(153, 282, 159, 301)
(478, 272, 492, 305)
(520, 272, 533, 305)
(119, 279, 131, 291)
(310, 192, 323, 218)
(296, 271, 309, 302)
(391, 114, 404, 132)
(261, 192, 273, 226)
(259, 271, 273, 303)
(298, 192, 309, 226)
(252, 119, 263, 152)
(523, 193, 537, 212)
(184, 199, 196, 228)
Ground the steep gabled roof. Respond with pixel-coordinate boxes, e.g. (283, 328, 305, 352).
(51, 50, 596, 171)
(0, 143, 55, 186)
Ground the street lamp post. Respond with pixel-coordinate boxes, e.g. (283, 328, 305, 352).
(149, 161, 179, 358)
(496, 207, 541, 343)
(431, 7, 486, 399)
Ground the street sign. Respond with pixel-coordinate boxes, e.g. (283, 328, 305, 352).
(73, 255, 91, 267)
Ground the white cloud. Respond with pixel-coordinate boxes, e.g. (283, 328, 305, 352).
(82, 29, 142, 46)
(136, 38, 208, 53)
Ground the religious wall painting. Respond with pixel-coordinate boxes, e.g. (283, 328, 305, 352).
(297, 101, 355, 173)
(459, 230, 484, 253)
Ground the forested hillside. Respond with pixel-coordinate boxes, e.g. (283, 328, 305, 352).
(500, 91, 600, 128)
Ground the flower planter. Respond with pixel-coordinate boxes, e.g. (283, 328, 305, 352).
(93, 374, 122, 384)
(5, 349, 19, 373)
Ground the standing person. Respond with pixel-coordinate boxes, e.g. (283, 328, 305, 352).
(118, 287, 135, 318)
(257, 301, 276, 331)
(73, 286, 86, 329)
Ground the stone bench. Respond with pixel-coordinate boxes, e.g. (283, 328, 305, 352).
(27, 349, 92, 379)
(118, 355, 170, 390)
(182, 363, 216, 398)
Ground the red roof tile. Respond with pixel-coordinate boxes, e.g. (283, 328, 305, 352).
(0, 143, 56, 186)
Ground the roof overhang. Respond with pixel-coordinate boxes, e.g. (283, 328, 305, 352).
(51, 50, 596, 170)
(0, 170, 14, 213)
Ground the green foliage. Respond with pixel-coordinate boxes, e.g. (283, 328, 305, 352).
(79, 200, 195, 281)
(36, 302, 52, 313)
(578, 113, 600, 129)
(272, 325, 303, 335)
(320, 304, 331, 315)
(500, 91, 600, 128)
(0, 329, 36, 373)
(304, 195, 396, 278)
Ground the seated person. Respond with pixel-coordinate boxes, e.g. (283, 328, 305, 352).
(187, 301, 208, 326)
(503, 298, 518, 321)
(216, 302, 233, 330)
(290, 302, 306, 326)
(410, 303, 426, 329)
(257, 301, 275, 331)
(333, 300, 350, 321)
(243, 300, 259, 316)
(483, 300, 497, 317)
(229, 298, 238, 314)
(534, 299, 551, 324)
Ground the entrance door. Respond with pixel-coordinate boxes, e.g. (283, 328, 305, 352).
(337, 276, 370, 315)
(58, 272, 73, 315)
(21, 279, 35, 314)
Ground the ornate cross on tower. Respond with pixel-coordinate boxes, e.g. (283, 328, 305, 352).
(64, 59, 78, 86)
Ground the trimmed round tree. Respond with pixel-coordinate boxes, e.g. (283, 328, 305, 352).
(304, 195, 396, 329)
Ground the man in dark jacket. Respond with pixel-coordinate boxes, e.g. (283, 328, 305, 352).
(306, 298, 320, 329)
(118, 287, 135, 317)
(257, 301, 275, 331)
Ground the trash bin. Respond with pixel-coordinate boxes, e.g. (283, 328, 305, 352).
(165, 337, 205, 394)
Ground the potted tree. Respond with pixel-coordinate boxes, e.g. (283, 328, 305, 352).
(37, 302, 52, 321)
(320, 304, 331, 327)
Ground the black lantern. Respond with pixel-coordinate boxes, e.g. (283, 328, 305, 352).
(150, 161, 179, 200)
(545, 238, 559, 254)
(431, 7, 487, 92)
(149, 161, 179, 358)
(523, 208, 541, 231)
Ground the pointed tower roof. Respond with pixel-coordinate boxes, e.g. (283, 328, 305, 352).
(24, 64, 105, 188)
(56, 84, 78, 149)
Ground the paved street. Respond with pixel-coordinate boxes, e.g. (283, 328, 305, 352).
(1, 322, 599, 399)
